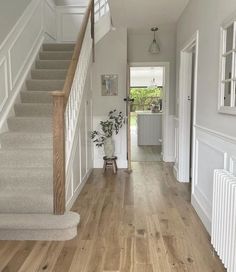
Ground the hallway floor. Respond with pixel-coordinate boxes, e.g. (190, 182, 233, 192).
(131, 126, 162, 162)
(0, 163, 225, 272)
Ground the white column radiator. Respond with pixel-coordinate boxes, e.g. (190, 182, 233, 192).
(212, 169, 236, 271)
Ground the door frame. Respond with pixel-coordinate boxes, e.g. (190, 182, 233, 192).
(127, 62, 170, 168)
(178, 31, 199, 183)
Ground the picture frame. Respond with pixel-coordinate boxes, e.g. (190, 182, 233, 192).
(101, 74, 118, 96)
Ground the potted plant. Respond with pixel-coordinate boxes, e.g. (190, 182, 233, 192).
(91, 110, 125, 158)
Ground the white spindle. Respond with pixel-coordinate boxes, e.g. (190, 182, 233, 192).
(65, 17, 93, 171)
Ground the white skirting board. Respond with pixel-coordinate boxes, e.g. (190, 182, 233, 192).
(66, 169, 93, 210)
(191, 194, 211, 234)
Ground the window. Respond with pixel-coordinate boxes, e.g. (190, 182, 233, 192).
(219, 20, 236, 115)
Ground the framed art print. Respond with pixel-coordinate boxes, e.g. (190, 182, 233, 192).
(101, 74, 118, 96)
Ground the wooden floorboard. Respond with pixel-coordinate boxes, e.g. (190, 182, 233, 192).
(0, 162, 226, 272)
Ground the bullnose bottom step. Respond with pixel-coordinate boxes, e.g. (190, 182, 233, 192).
(0, 212, 80, 241)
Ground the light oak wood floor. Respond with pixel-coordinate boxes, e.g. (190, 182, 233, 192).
(0, 162, 226, 272)
(131, 126, 162, 162)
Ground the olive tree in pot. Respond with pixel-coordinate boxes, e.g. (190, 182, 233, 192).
(91, 110, 125, 158)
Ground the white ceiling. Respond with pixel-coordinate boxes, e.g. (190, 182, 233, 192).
(130, 67, 164, 87)
(108, 0, 189, 30)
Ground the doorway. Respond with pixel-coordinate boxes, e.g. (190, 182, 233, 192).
(126, 62, 170, 171)
(178, 31, 199, 184)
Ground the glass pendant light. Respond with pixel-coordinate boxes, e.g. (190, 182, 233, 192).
(149, 78, 158, 90)
(149, 27, 160, 54)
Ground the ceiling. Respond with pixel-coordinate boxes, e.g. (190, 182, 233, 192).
(108, 0, 189, 30)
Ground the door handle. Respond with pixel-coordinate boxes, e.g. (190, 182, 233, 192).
(124, 97, 134, 103)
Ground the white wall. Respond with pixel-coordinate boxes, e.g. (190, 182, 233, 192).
(44, 0, 57, 42)
(0, 0, 32, 44)
(0, 0, 57, 132)
(92, 28, 128, 168)
(0, 0, 85, 130)
(176, 0, 236, 233)
(128, 24, 176, 115)
(176, 0, 236, 137)
(56, 5, 86, 42)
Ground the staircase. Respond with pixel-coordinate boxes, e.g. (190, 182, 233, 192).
(0, 0, 111, 241)
(0, 43, 80, 240)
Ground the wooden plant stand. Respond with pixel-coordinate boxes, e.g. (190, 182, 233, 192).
(103, 156, 118, 174)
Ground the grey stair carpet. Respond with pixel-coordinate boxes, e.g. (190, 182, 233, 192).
(0, 132, 52, 149)
(31, 69, 68, 80)
(0, 43, 80, 240)
(0, 212, 80, 241)
(21, 91, 52, 103)
(36, 60, 71, 69)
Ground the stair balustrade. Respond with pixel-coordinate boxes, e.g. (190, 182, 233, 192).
(51, 0, 94, 215)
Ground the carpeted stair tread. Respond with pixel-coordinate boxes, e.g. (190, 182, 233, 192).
(36, 60, 70, 69)
(14, 103, 52, 117)
(39, 51, 73, 60)
(0, 167, 52, 179)
(0, 132, 52, 149)
(0, 168, 52, 193)
(31, 69, 68, 80)
(26, 79, 64, 91)
(7, 116, 52, 132)
(0, 167, 52, 189)
(43, 43, 75, 52)
(0, 212, 80, 240)
(0, 193, 53, 214)
(20, 91, 52, 103)
(2, 182, 52, 194)
(0, 42, 80, 241)
(0, 149, 52, 168)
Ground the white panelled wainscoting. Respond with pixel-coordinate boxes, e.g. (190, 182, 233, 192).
(0, 0, 88, 135)
(163, 114, 175, 162)
(173, 117, 179, 179)
(174, 121, 236, 234)
(0, 0, 57, 134)
(56, 5, 87, 43)
(192, 125, 236, 233)
(56, 0, 111, 43)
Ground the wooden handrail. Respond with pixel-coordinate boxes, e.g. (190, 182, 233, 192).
(51, 0, 94, 215)
(52, 0, 94, 105)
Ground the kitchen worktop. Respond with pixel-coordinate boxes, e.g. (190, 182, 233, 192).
(135, 111, 163, 116)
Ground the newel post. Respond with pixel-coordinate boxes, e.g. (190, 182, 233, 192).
(51, 91, 66, 215)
